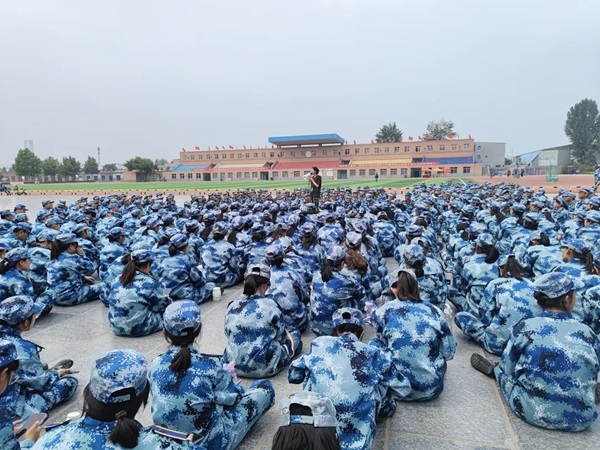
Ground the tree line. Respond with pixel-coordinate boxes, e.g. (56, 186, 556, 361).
(9, 150, 168, 182)
(375, 119, 457, 143)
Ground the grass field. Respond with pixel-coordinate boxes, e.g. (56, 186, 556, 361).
(15, 178, 467, 193)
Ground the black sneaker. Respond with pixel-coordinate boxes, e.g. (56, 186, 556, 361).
(49, 359, 74, 371)
(470, 353, 495, 378)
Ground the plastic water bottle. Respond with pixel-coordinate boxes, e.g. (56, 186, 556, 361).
(212, 287, 222, 302)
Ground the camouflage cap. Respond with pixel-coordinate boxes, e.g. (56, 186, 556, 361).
(14, 204, 28, 211)
(476, 233, 495, 248)
(163, 300, 201, 337)
(4, 247, 30, 263)
(585, 210, 600, 224)
(184, 219, 200, 231)
(245, 263, 271, 280)
(332, 307, 363, 328)
(279, 391, 337, 428)
(145, 217, 163, 229)
(265, 243, 286, 261)
(560, 239, 589, 255)
(529, 230, 543, 242)
(212, 221, 230, 236)
(403, 244, 425, 265)
(325, 245, 347, 264)
(56, 232, 78, 245)
(298, 222, 316, 237)
(497, 253, 514, 267)
(533, 272, 584, 299)
(13, 222, 32, 233)
(72, 223, 90, 235)
(0, 239, 11, 251)
(13, 213, 29, 223)
(45, 216, 65, 227)
(345, 231, 362, 248)
(131, 249, 154, 264)
(41, 199, 54, 206)
(88, 349, 148, 404)
(0, 296, 43, 326)
(406, 224, 423, 236)
(109, 227, 127, 239)
(0, 339, 18, 368)
(170, 233, 189, 249)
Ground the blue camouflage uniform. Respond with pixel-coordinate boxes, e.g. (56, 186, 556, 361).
(0, 297, 78, 421)
(157, 234, 215, 304)
(515, 235, 562, 277)
(401, 244, 448, 310)
(33, 349, 205, 450)
(108, 251, 171, 337)
(224, 265, 300, 378)
(289, 308, 409, 450)
(455, 272, 541, 355)
(310, 246, 367, 336)
(370, 293, 456, 401)
(372, 214, 399, 257)
(28, 244, 54, 299)
(200, 231, 241, 289)
(98, 228, 129, 281)
(495, 273, 600, 431)
(149, 301, 274, 450)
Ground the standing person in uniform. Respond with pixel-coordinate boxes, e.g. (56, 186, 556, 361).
(309, 167, 322, 210)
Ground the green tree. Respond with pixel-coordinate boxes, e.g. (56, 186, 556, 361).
(155, 158, 168, 167)
(41, 157, 61, 178)
(423, 119, 457, 140)
(83, 156, 99, 174)
(375, 122, 403, 143)
(60, 155, 82, 179)
(124, 157, 158, 182)
(102, 163, 118, 172)
(565, 98, 600, 165)
(13, 148, 42, 178)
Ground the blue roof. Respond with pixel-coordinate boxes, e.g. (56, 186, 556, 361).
(172, 164, 209, 172)
(268, 133, 344, 146)
(423, 157, 474, 164)
(517, 151, 541, 165)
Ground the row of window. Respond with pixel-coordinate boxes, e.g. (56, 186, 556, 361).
(180, 143, 470, 161)
(170, 166, 471, 179)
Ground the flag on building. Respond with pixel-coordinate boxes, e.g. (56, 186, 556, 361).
(221, 146, 225, 150)
(408, 136, 413, 141)
(418, 135, 422, 141)
(229, 145, 234, 149)
(447, 133, 455, 139)
(371, 139, 374, 144)
(468, 134, 472, 139)
(195, 146, 200, 151)
(353, 140, 357, 145)
(208, 146, 211, 151)
(182, 147, 186, 152)
(243, 145, 246, 149)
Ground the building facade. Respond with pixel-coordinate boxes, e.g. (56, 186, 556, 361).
(162, 134, 481, 182)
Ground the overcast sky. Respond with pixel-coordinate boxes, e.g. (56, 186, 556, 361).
(1, 0, 599, 167)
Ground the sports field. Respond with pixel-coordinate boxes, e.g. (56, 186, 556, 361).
(12, 178, 467, 193)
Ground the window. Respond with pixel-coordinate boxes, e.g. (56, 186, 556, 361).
(187, 173, 192, 179)
(439, 144, 445, 152)
(380, 168, 387, 175)
(206, 154, 211, 160)
(404, 146, 411, 153)
(253, 153, 258, 158)
(244, 172, 250, 178)
(290, 151, 296, 157)
(369, 169, 376, 175)
(364, 148, 370, 154)
(464, 143, 470, 150)
(400, 168, 408, 176)
(212, 173, 218, 179)
(344, 149, 349, 155)
(463, 166, 471, 174)
(282, 171, 288, 178)
(190, 155, 195, 160)
(236, 172, 242, 178)
(374, 147, 380, 154)
(245, 153, 250, 159)
(214, 154, 219, 159)
(384, 147, 389, 153)
(222, 154, 226, 159)
(252, 172, 258, 179)
(415, 146, 421, 153)
(272, 172, 278, 178)
(333, 149, 341, 156)
(195, 173, 202, 179)
(451, 144, 457, 151)
(198, 155, 203, 160)
(230, 154, 235, 159)
(261, 153, 266, 158)
(349, 170, 356, 176)
(450, 167, 457, 174)
(227, 172, 233, 180)
(394, 147, 400, 153)
(179, 173, 185, 179)
(355, 149, 361, 155)
(359, 169, 366, 176)
(270, 152, 275, 158)
(293, 171, 300, 178)
(237, 153, 242, 158)
(171, 174, 176, 179)
(390, 168, 397, 175)
(426, 145, 433, 152)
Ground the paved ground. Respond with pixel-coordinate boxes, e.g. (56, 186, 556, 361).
(29, 258, 597, 450)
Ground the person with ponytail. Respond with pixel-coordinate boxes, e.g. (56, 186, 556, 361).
(317, 213, 345, 248)
(224, 264, 301, 378)
(309, 246, 367, 336)
(150, 301, 275, 450)
(0, 248, 53, 316)
(99, 227, 129, 282)
(33, 349, 206, 449)
(28, 230, 58, 310)
(471, 272, 600, 432)
(107, 250, 171, 337)
(0, 296, 78, 422)
(157, 234, 215, 305)
(451, 233, 499, 315)
(294, 222, 324, 284)
(516, 230, 562, 277)
(401, 243, 447, 310)
(581, 251, 600, 334)
(370, 270, 456, 402)
(455, 255, 541, 355)
(372, 211, 399, 257)
(47, 233, 102, 306)
(200, 221, 242, 289)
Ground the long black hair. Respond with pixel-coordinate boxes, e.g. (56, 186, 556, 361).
(476, 244, 500, 264)
(321, 259, 344, 283)
(50, 240, 72, 260)
(243, 274, 270, 296)
(164, 326, 202, 374)
(0, 258, 19, 275)
(119, 254, 151, 287)
(499, 255, 526, 281)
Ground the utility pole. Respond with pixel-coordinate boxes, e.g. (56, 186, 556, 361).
(97, 146, 101, 168)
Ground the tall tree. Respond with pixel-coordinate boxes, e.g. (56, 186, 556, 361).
(41, 157, 61, 178)
(423, 119, 456, 140)
(375, 122, 403, 143)
(102, 163, 118, 172)
(565, 98, 600, 165)
(155, 158, 168, 167)
(124, 157, 158, 182)
(60, 155, 82, 178)
(83, 156, 100, 174)
(13, 148, 42, 178)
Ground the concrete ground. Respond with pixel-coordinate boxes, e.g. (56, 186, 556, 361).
(30, 258, 598, 450)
